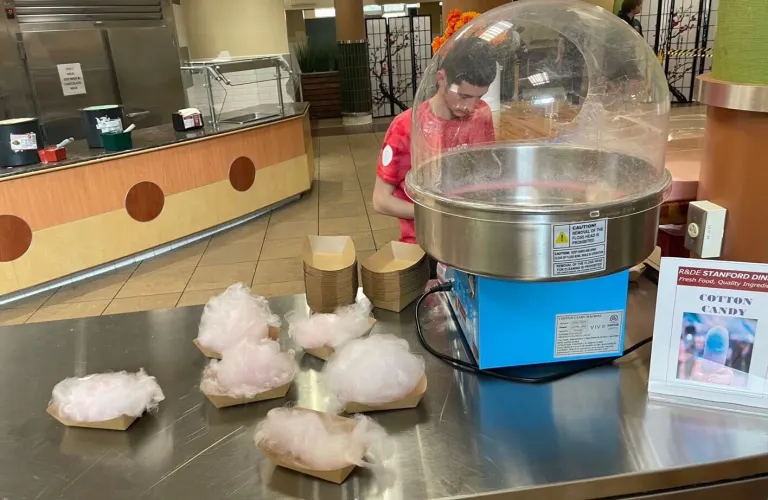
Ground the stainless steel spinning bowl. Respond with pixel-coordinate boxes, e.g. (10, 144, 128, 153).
(405, 145, 671, 281)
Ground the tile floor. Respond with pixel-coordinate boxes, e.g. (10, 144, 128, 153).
(0, 132, 399, 326)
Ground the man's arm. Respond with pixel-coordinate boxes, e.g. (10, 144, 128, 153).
(372, 177, 414, 219)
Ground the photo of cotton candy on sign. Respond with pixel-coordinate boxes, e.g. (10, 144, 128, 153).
(323, 334, 425, 409)
(50, 369, 164, 422)
(197, 283, 281, 354)
(286, 298, 373, 350)
(200, 338, 298, 398)
(254, 407, 390, 471)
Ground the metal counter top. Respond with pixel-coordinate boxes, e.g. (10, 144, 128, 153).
(0, 102, 308, 181)
(1, 279, 768, 499)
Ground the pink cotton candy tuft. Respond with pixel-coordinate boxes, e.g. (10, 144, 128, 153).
(197, 283, 281, 353)
(323, 334, 424, 408)
(200, 338, 297, 397)
(51, 369, 164, 422)
(286, 298, 372, 350)
(254, 407, 390, 470)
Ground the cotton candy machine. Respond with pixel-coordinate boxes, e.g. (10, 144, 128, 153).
(409, 0, 671, 374)
(408, 145, 669, 280)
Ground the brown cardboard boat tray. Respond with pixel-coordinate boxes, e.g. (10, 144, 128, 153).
(361, 243, 430, 312)
(203, 381, 292, 408)
(258, 408, 362, 484)
(47, 403, 138, 431)
(344, 374, 427, 413)
(303, 236, 360, 314)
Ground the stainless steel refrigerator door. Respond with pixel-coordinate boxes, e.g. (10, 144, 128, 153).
(21, 29, 120, 143)
(107, 27, 186, 129)
(0, 18, 36, 121)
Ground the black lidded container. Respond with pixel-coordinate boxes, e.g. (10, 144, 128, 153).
(0, 117, 43, 167)
(80, 105, 125, 148)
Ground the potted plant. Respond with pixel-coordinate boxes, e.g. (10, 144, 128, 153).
(297, 40, 342, 120)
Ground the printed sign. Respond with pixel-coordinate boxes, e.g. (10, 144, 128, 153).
(649, 258, 768, 411)
(95, 117, 123, 134)
(182, 114, 202, 129)
(554, 311, 623, 358)
(57, 63, 87, 96)
(9, 132, 37, 152)
(551, 220, 607, 277)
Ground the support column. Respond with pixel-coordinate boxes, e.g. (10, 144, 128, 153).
(418, 2, 442, 39)
(182, 0, 288, 59)
(334, 0, 373, 125)
(695, 0, 768, 263)
(441, 0, 507, 23)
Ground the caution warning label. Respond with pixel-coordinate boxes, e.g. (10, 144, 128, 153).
(551, 220, 607, 277)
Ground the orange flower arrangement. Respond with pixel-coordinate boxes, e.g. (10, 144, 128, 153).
(432, 9, 480, 53)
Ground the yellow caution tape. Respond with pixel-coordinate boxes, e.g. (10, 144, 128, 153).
(658, 48, 714, 58)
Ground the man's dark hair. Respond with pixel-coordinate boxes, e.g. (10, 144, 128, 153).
(439, 37, 497, 87)
(620, 0, 641, 14)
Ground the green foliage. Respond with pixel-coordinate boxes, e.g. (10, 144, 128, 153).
(296, 40, 338, 73)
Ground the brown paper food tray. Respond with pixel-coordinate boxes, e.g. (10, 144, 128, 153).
(306, 291, 358, 313)
(193, 326, 280, 358)
(304, 318, 377, 360)
(303, 236, 356, 272)
(362, 270, 428, 296)
(304, 261, 357, 277)
(644, 246, 661, 271)
(47, 403, 137, 431)
(361, 242, 425, 274)
(629, 263, 646, 282)
(258, 408, 360, 484)
(367, 287, 425, 312)
(344, 374, 427, 413)
(203, 381, 292, 408)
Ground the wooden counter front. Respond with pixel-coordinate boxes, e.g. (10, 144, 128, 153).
(0, 110, 314, 297)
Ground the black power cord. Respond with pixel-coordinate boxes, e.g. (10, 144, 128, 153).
(415, 282, 653, 384)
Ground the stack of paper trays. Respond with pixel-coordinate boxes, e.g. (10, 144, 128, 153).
(361, 242, 429, 312)
(303, 236, 358, 313)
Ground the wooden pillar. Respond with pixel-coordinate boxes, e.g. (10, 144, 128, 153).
(441, 0, 508, 23)
(697, 105, 768, 263)
(418, 2, 443, 38)
(335, 0, 365, 42)
(695, 0, 768, 263)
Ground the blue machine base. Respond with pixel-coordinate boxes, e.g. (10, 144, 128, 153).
(446, 269, 629, 370)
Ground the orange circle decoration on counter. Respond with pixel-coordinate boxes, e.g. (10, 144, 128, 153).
(125, 181, 165, 223)
(229, 156, 256, 192)
(0, 214, 33, 262)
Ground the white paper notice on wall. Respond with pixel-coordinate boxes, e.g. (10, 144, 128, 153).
(57, 63, 87, 96)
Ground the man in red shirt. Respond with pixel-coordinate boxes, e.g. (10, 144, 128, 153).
(372, 37, 497, 245)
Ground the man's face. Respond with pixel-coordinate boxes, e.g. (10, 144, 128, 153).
(633, 2, 643, 15)
(437, 70, 489, 119)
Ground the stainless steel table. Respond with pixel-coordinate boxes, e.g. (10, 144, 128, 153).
(2, 279, 768, 500)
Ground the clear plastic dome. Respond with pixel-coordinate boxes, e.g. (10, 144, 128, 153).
(407, 0, 671, 213)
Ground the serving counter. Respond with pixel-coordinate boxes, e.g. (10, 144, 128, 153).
(0, 103, 314, 297)
(2, 279, 768, 499)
